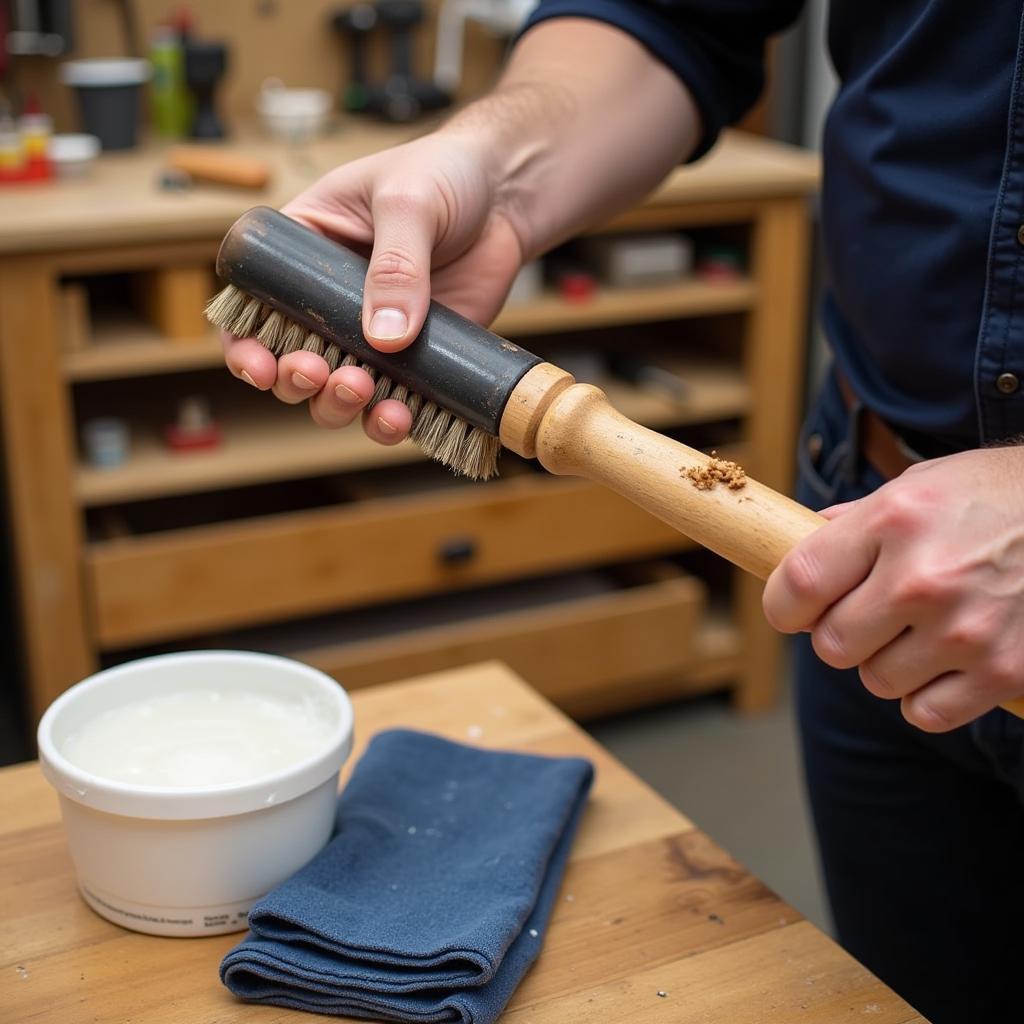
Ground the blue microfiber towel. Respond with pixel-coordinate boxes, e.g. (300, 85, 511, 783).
(221, 728, 594, 1023)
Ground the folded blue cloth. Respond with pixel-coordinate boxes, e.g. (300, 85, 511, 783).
(221, 728, 593, 1023)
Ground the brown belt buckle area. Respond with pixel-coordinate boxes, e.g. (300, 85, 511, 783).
(835, 371, 924, 481)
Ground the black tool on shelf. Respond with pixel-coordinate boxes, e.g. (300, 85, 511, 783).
(184, 40, 228, 139)
(331, 3, 377, 113)
(330, 0, 450, 123)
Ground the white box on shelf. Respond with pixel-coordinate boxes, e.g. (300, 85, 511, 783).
(583, 234, 694, 287)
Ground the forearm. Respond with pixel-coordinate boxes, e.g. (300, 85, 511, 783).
(440, 18, 700, 259)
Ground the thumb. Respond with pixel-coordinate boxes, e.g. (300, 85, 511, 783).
(363, 191, 436, 352)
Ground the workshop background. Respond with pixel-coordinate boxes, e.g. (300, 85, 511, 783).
(0, 1, 834, 929)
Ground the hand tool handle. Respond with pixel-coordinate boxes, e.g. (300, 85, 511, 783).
(167, 147, 271, 189)
(502, 365, 821, 579)
(500, 365, 1024, 720)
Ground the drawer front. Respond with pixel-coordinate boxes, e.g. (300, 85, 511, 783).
(301, 572, 707, 719)
(86, 475, 692, 647)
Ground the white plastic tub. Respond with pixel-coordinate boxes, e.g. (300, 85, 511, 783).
(256, 80, 332, 141)
(37, 651, 353, 937)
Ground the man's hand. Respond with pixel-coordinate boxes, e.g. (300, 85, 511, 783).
(221, 18, 699, 447)
(763, 447, 1024, 731)
(222, 133, 524, 446)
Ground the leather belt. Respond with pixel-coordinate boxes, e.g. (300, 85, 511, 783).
(835, 372, 925, 480)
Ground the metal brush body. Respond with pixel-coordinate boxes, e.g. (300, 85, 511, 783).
(208, 207, 542, 479)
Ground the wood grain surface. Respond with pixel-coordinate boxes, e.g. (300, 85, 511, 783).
(0, 662, 927, 1023)
(0, 130, 819, 255)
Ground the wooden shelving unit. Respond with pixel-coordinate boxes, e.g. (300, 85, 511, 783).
(0, 128, 819, 724)
(63, 321, 225, 381)
(75, 358, 749, 505)
(63, 277, 756, 382)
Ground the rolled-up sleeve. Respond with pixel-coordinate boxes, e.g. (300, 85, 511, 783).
(519, 0, 805, 158)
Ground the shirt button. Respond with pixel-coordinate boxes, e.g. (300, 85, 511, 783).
(1017, 224, 1024, 245)
(996, 372, 1020, 394)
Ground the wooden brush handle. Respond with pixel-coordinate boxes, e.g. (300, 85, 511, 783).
(500, 364, 1024, 719)
(501, 364, 820, 578)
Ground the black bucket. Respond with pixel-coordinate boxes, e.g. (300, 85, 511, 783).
(59, 59, 151, 151)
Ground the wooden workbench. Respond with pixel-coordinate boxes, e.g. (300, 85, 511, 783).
(0, 662, 925, 1023)
(0, 128, 818, 253)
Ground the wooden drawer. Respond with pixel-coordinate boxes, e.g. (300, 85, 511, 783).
(86, 474, 696, 648)
(298, 567, 713, 720)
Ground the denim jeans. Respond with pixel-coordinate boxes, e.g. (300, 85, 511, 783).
(795, 371, 1024, 1023)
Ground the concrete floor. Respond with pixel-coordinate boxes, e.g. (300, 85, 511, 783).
(588, 686, 832, 934)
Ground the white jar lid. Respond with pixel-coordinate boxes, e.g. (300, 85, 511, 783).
(59, 58, 152, 87)
(50, 133, 101, 163)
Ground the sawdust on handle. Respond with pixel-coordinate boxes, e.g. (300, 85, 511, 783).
(682, 451, 747, 491)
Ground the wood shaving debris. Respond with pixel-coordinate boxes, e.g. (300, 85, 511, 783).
(682, 451, 747, 491)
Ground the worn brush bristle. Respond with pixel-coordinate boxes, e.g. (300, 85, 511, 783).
(205, 283, 501, 480)
(256, 309, 288, 351)
(278, 320, 307, 356)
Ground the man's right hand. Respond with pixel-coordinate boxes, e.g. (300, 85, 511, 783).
(222, 131, 525, 445)
(221, 18, 699, 447)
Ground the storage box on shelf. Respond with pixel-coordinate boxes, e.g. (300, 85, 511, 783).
(0, 129, 819, 724)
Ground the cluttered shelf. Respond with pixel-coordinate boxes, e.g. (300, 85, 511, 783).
(63, 319, 225, 381)
(63, 277, 756, 382)
(494, 277, 755, 336)
(74, 358, 749, 506)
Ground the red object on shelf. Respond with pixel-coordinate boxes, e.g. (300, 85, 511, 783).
(695, 261, 744, 282)
(164, 422, 222, 451)
(557, 271, 597, 303)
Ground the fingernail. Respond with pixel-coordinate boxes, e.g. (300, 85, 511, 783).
(240, 370, 258, 387)
(377, 417, 397, 435)
(335, 383, 361, 404)
(368, 308, 408, 341)
(292, 372, 318, 390)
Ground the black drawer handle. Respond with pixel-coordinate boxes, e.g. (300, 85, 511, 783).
(438, 536, 477, 565)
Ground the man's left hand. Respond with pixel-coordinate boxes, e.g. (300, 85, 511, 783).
(763, 447, 1024, 731)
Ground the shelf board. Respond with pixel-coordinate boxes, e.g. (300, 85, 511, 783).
(493, 277, 755, 336)
(62, 277, 756, 382)
(64, 319, 224, 381)
(74, 359, 750, 507)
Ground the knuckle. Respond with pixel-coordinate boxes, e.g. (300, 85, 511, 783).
(859, 664, 895, 698)
(812, 620, 851, 668)
(368, 246, 421, 289)
(903, 697, 953, 733)
(781, 547, 823, 604)
(945, 613, 993, 653)
(375, 185, 430, 215)
(872, 485, 923, 535)
(892, 566, 949, 607)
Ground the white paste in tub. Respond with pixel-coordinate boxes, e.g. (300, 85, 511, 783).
(62, 689, 333, 788)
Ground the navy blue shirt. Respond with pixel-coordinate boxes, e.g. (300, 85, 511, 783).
(523, 1, 1024, 451)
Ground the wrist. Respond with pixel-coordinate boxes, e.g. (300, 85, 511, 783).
(438, 82, 572, 259)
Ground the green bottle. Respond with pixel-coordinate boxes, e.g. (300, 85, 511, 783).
(150, 25, 191, 137)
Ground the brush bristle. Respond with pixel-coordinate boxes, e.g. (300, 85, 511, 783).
(205, 283, 500, 480)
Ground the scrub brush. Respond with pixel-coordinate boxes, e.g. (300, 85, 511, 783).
(205, 207, 1024, 722)
(206, 207, 537, 481)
